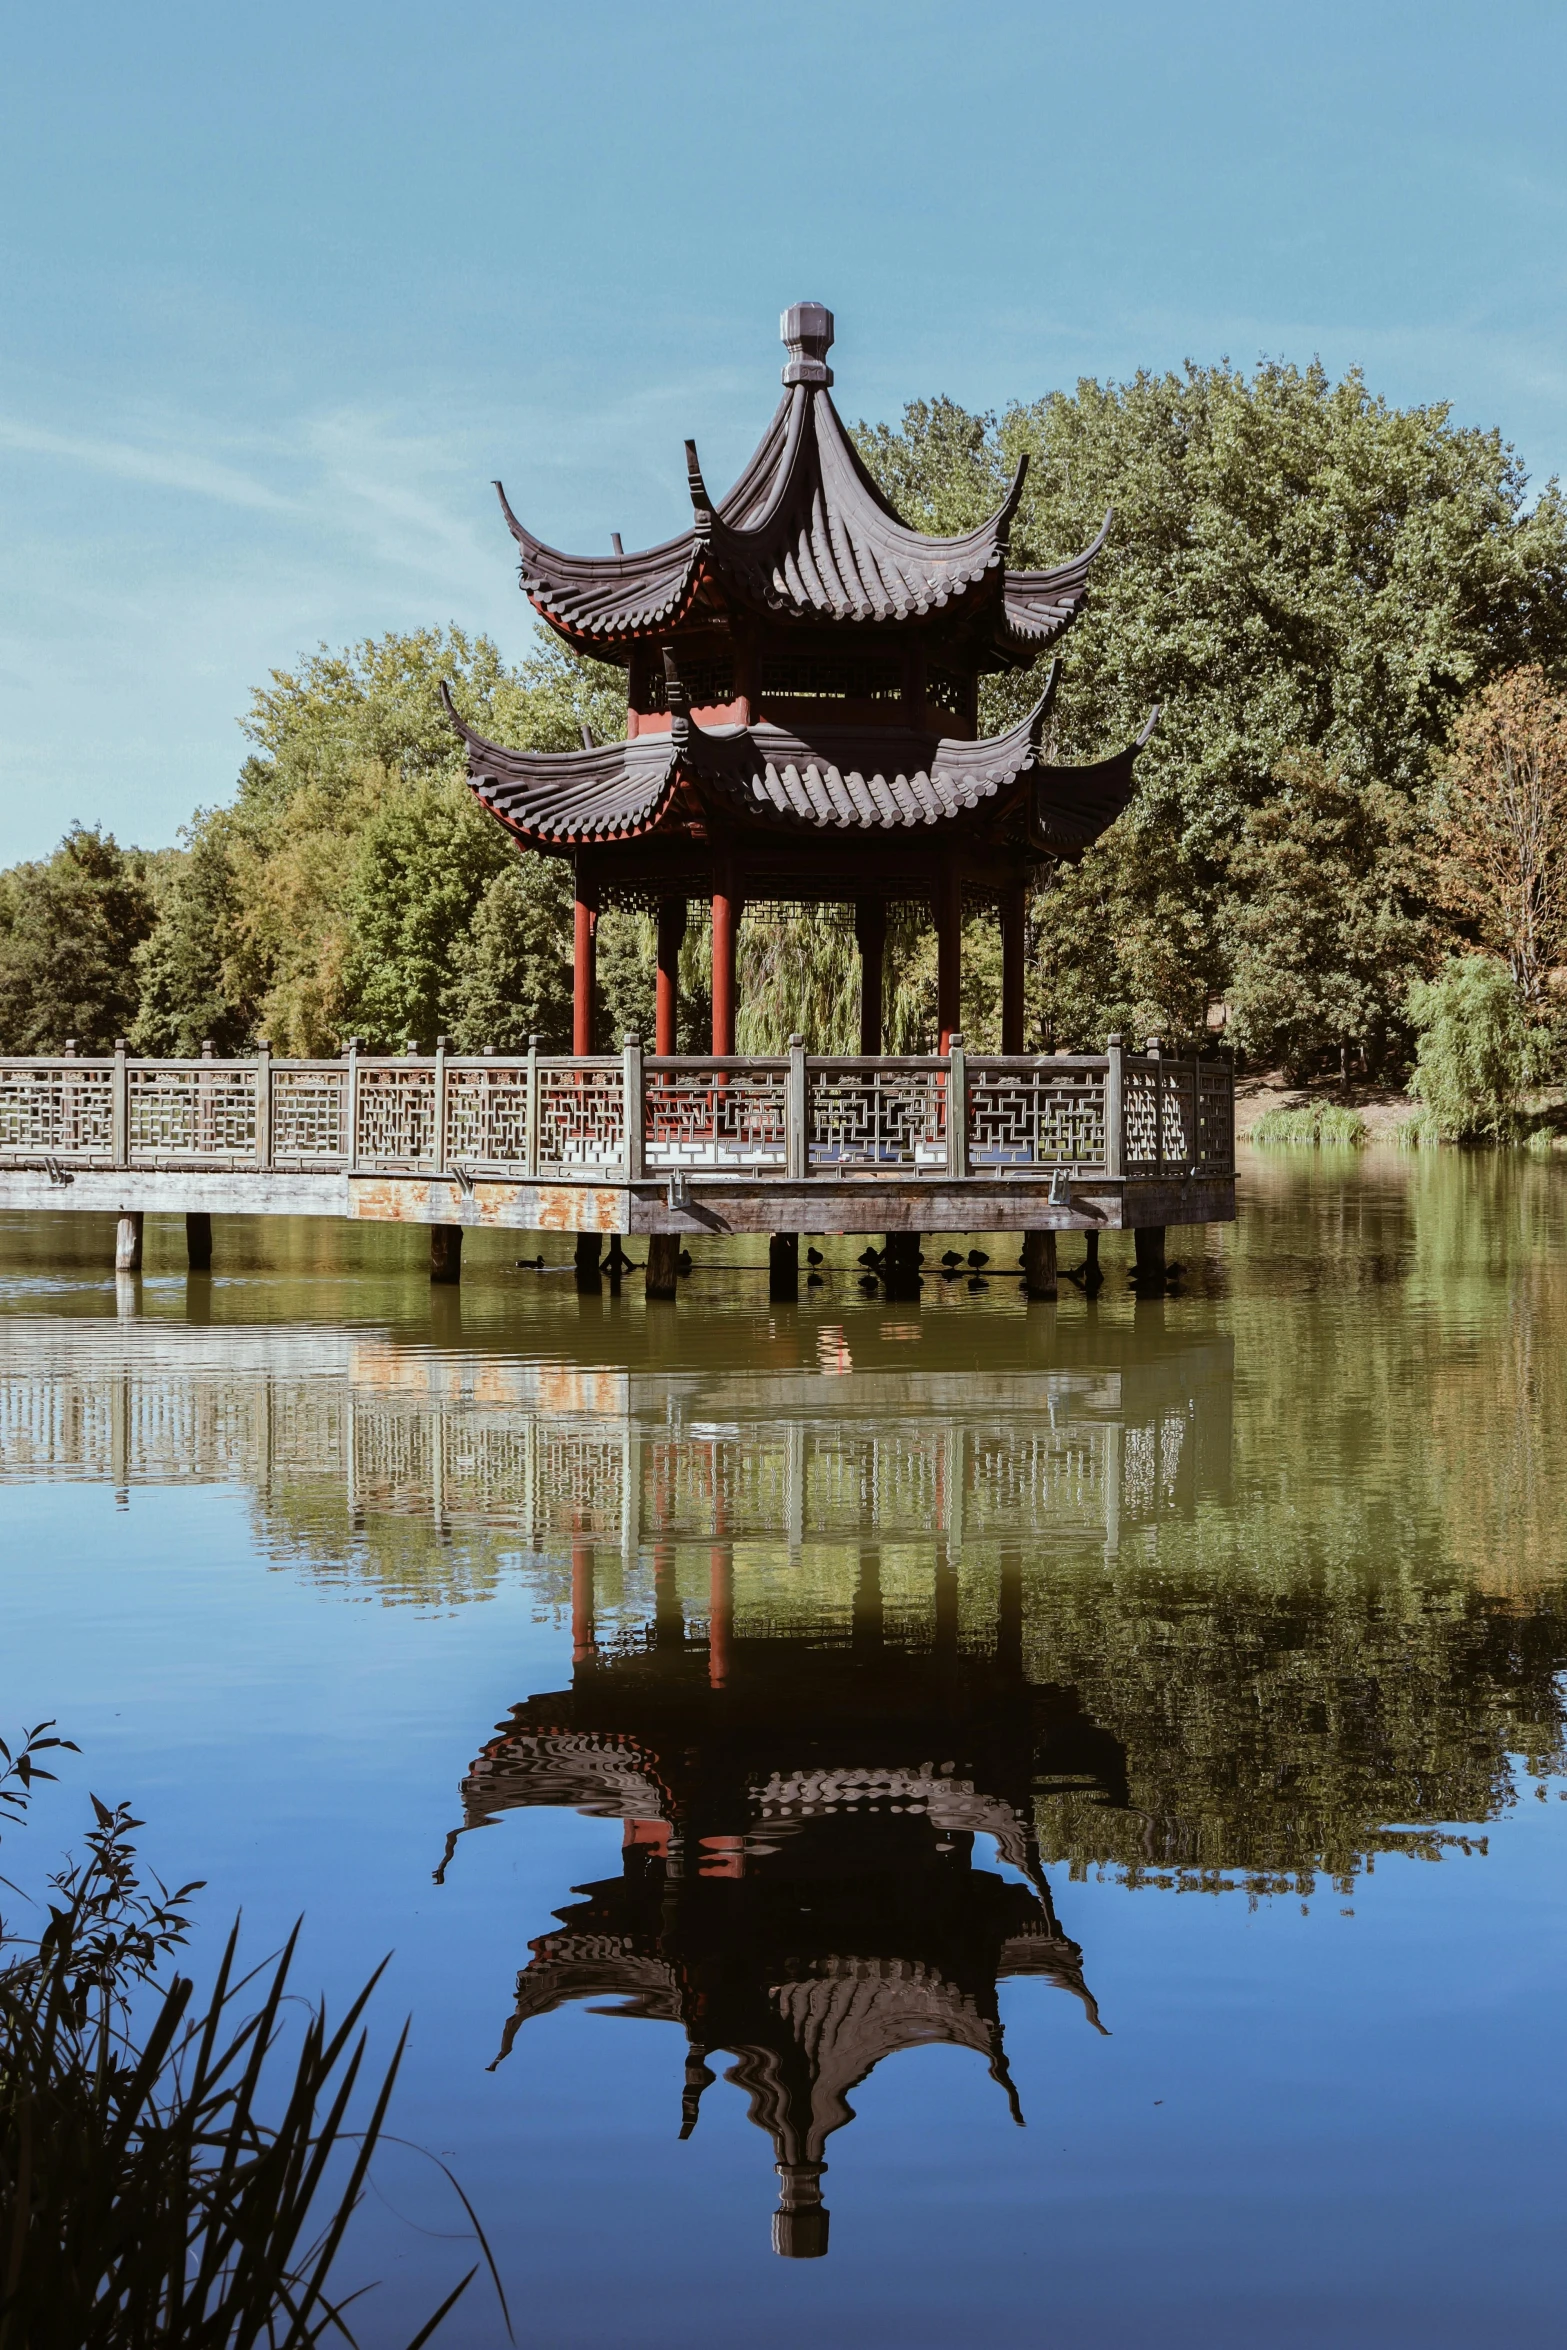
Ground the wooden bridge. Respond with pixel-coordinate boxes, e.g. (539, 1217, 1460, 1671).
(0, 1036, 1235, 1294)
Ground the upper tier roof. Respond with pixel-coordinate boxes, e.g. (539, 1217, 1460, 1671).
(496, 303, 1108, 662)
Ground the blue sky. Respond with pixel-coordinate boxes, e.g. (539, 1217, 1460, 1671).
(3, 0, 1565, 864)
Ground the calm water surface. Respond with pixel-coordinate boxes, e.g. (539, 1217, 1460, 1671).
(2, 1156, 1565, 2348)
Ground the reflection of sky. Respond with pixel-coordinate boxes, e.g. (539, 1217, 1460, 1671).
(4, 1167, 1567, 2344)
(6, 1471, 1565, 2348)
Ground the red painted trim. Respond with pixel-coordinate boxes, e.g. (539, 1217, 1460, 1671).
(573, 879, 598, 1055)
(1001, 883, 1026, 1054)
(711, 866, 741, 1055)
(937, 866, 963, 1051)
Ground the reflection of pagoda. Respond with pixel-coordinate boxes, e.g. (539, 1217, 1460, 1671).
(439, 1543, 1124, 2255)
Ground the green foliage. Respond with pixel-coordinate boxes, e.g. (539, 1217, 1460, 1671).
(8, 358, 1567, 1072)
(856, 362, 1567, 1045)
(340, 778, 513, 1050)
(1248, 1101, 1369, 1147)
(0, 828, 157, 1053)
(120, 627, 619, 1056)
(1406, 955, 1557, 1141)
(444, 862, 573, 1051)
(1226, 752, 1431, 1076)
(0, 1725, 498, 2347)
(131, 819, 251, 1055)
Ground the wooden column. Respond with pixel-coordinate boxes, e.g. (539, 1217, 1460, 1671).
(430, 1225, 462, 1284)
(1134, 1226, 1167, 1284)
(185, 1211, 212, 1270)
(881, 1232, 921, 1299)
(854, 899, 886, 1056)
(646, 1232, 681, 1299)
(768, 1231, 798, 1300)
(573, 870, 599, 1056)
(575, 1231, 602, 1288)
(711, 860, 742, 1055)
(936, 866, 963, 1052)
(1001, 883, 1026, 1055)
(656, 896, 686, 1055)
(1022, 1228, 1057, 1299)
(115, 1212, 144, 1273)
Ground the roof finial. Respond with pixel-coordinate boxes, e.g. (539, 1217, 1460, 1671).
(781, 301, 834, 388)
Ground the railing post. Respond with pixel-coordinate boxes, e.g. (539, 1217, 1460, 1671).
(622, 1032, 644, 1180)
(112, 1039, 129, 1168)
(345, 1038, 361, 1170)
(1105, 1034, 1125, 1178)
(434, 1034, 449, 1172)
(525, 1035, 540, 1179)
(786, 1033, 807, 1180)
(1192, 1045, 1203, 1173)
(1225, 1047, 1237, 1174)
(255, 1039, 272, 1170)
(1148, 1035, 1164, 1173)
(946, 1031, 968, 1179)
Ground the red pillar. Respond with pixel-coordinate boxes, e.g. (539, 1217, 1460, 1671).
(709, 1452, 731, 1688)
(709, 1544, 732, 1689)
(711, 861, 741, 1055)
(1001, 883, 1026, 1054)
(571, 1534, 596, 1665)
(936, 866, 963, 1052)
(573, 872, 598, 1056)
(656, 896, 686, 1056)
(855, 899, 886, 1056)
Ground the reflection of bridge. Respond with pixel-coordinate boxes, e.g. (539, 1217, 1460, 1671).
(0, 1318, 1232, 1579)
(443, 1555, 1125, 2257)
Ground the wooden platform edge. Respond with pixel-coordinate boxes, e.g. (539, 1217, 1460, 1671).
(0, 1167, 1235, 1235)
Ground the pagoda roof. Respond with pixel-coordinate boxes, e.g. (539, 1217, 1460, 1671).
(442, 668, 1156, 854)
(494, 303, 1108, 660)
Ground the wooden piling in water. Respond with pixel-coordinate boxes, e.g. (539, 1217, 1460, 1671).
(115, 1212, 143, 1273)
(1022, 1229, 1057, 1299)
(430, 1224, 462, 1284)
(768, 1232, 799, 1301)
(645, 1233, 680, 1299)
(881, 1234, 921, 1299)
(186, 1211, 212, 1270)
(1134, 1226, 1167, 1283)
(574, 1232, 603, 1289)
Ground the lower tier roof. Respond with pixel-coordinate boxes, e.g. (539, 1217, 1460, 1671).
(442, 672, 1155, 857)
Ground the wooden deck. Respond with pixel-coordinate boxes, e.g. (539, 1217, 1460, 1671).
(0, 1038, 1234, 1241)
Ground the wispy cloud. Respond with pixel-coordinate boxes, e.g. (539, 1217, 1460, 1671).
(0, 416, 292, 510)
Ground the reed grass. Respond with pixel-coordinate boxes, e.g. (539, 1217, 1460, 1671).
(1248, 1102, 1369, 1149)
(0, 1724, 502, 2349)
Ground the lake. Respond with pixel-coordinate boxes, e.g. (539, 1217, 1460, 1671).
(2, 1154, 1564, 2348)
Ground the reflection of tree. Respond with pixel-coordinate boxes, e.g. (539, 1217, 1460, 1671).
(1022, 1562, 1561, 1895)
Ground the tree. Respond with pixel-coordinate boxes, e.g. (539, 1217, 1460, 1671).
(854, 364, 1567, 1044)
(443, 860, 573, 1050)
(131, 817, 251, 1054)
(1433, 666, 1567, 1007)
(1226, 752, 1431, 1079)
(340, 776, 514, 1050)
(0, 826, 156, 1052)
(1406, 955, 1554, 1141)
(134, 627, 622, 1056)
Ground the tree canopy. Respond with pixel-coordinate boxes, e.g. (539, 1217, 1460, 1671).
(3, 355, 1566, 1091)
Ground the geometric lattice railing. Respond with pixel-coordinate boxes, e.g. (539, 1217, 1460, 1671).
(0, 1038, 1234, 1184)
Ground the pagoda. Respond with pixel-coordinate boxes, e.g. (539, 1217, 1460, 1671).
(437, 1546, 1120, 2257)
(445, 302, 1155, 1055)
